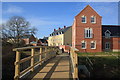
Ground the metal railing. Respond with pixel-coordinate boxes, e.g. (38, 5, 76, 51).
(70, 47, 79, 79)
(13, 46, 59, 80)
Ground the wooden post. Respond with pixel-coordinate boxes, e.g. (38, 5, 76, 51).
(47, 48, 50, 59)
(70, 48, 78, 79)
(50, 48, 52, 58)
(31, 48, 34, 72)
(51, 48, 53, 58)
(45, 47, 47, 61)
(14, 51, 20, 80)
(73, 50, 75, 79)
(74, 53, 78, 79)
(39, 48, 42, 65)
(53, 48, 55, 57)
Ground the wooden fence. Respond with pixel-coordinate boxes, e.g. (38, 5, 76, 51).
(13, 46, 59, 80)
(70, 47, 79, 79)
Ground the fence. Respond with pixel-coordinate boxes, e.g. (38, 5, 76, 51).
(13, 46, 59, 80)
(70, 47, 79, 79)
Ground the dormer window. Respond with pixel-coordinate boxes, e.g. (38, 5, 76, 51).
(81, 15, 86, 23)
(91, 16, 96, 23)
(61, 31, 63, 34)
(105, 30, 111, 38)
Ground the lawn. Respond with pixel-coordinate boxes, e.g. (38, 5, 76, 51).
(78, 56, 120, 79)
(77, 52, 120, 56)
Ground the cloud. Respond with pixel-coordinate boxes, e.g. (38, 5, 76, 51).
(4, 6, 23, 14)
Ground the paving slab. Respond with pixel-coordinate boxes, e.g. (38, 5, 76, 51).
(31, 53, 71, 79)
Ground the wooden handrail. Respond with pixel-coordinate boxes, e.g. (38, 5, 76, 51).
(13, 46, 58, 80)
(70, 47, 79, 79)
(13, 46, 57, 51)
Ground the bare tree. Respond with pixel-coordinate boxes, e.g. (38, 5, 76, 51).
(1, 16, 37, 47)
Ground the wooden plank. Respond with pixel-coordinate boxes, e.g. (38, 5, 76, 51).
(70, 47, 78, 79)
(13, 46, 58, 51)
(20, 58, 46, 76)
(13, 46, 59, 79)
(31, 48, 34, 72)
(14, 51, 20, 80)
(39, 48, 42, 65)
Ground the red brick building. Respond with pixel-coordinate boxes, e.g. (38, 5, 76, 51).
(72, 5, 120, 52)
(22, 34, 37, 45)
(37, 39, 48, 46)
(102, 25, 120, 52)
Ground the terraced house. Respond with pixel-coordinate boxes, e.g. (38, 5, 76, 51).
(48, 26, 72, 52)
(48, 5, 120, 52)
(72, 5, 120, 52)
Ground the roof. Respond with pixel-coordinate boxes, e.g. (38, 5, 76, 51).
(43, 37, 48, 40)
(102, 25, 120, 37)
(21, 34, 34, 39)
(50, 26, 71, 36)
(22, 35, 31, 38)
(30, 41, 37, 44)
(39, 39, 48, 43)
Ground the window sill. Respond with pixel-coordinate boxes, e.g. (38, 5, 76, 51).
(85, 37, 93, 39)
(82, 22, 87, 23)
(91, 48, 96, 49)
(105, 48, 110, 49)
(91, 22, 96, 24)
(105, 37, 111, 39)
(81, 48, 86, 49)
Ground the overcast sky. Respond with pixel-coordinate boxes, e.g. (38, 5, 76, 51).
(2, 2, 119, 38)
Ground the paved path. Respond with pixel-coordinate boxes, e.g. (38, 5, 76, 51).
(31, 53, 71, 80)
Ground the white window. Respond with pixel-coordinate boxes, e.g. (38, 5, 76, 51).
(61, 31, 63, 34)
(105, 42, 110, 49)
(85, 28, 93, 38)
(81, 41, 86, 49)
(105, 30, 111, 38)
(91, 41, 96, 49)
(81, 15, 86, 23)
(91, 16, 96, 23)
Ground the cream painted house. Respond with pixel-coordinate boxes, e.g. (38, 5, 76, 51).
(48, 26, 72, 47)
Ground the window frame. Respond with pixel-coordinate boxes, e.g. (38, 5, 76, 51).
(91, 16, 96, 24)
(91, 41, 96, 49)
(105, 42, 110, 49)
(105, 30, 111, 39)
(81, 15, 87, 23)
(81, 41, 86, 49)
(84, 28, 93, 38)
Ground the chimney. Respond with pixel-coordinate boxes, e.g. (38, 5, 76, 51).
(64, 26, 66, 28)
(54, 29, 56, 31)
(58, 27, 61, 30)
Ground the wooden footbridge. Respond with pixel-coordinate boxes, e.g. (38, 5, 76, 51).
(13, 46, 78, 80)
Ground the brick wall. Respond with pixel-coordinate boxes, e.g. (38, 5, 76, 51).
(72, 5, 102, 52)
(103, 37, 120, 52)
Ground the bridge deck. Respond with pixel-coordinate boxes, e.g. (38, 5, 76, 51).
(31, 53, 71, 80)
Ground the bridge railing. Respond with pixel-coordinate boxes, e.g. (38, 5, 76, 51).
(70, 47, 79, 79)
(13, 46, 59, 80)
